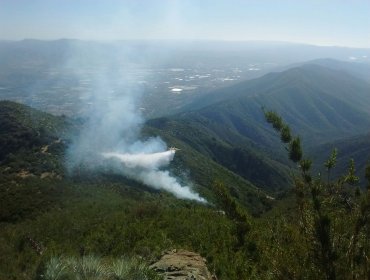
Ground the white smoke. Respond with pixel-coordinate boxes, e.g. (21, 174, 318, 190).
(102, 150, 206, 202)
(65, 43, 205, 203)
(102, 150, 175, 170)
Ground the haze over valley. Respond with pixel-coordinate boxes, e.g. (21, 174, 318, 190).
(1, 1, 370, 279)
(1, 40, 369, 118)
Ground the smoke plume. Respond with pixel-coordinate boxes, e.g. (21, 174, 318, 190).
(66, 44, 205, 203)
(102, 150, 205, 202)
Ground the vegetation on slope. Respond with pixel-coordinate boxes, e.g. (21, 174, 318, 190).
(0, 101, 271, 279)
(261, 109, 370, 279)
(147, 116, 291, 193)
(146, 64, 370, 194)
(2, 101, 370, 279)
(310, 133, 370, 185)
(0, 100, 68, 160)
(38, 255, 161, 280)
(184, 64, 370, 143)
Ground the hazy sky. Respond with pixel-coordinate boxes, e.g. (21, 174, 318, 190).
(1, 0, 369, 47)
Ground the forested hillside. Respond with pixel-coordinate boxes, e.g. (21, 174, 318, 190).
(1, 101, 369, 279)
(1, 60, 370, 280)
(148, 64, 370, 192)
(185, 64, 370, 144)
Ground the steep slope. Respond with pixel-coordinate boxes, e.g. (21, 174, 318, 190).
(147, 116, 291, 193)
(0, 101, 271, 213)
(0, 101, 67, 155)
(0, 100, 71, 176)
(310, 133, 370, 185)
(143, 124, 274, 210)
(184, 65, 370, 143)
(147, 65, 370, 192)
(0, 101, 266, 279)
(289, 58, 370, 83)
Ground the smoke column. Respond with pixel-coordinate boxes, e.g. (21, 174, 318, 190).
(66, 44, 205, 203)
(102, 150, 205, 202)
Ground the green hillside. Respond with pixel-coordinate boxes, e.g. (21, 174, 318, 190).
(1, 100, 370, 279)
(289, 58, 370, 83)
(144, 65, 370, 193)
(2, 63, 370, 279)
(0, 101, 271, 212)
(0, 100, 68, 156)
(147, 116, 291, 193)
(0, 101, 275, 279)
(189, 64, 370, 114)
(310, 133, 370, 184)
(180, 64, 370, 146)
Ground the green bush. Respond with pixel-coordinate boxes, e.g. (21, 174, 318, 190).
(39, 255, 161, 280)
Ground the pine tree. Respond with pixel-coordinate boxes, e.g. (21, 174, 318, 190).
(264, 109, 370, 280)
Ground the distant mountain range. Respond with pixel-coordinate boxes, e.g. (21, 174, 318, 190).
(1, 40, 369, 119)
(149, 61, 370, 190)
(183, 63, 370, 142)
(1, 56, 369, 198)
(1, 39, 369, 67)
(2, 41, 370, 279)
(286, 58, 370, 83)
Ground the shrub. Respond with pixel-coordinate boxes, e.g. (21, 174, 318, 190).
(38, 255, 161, 280)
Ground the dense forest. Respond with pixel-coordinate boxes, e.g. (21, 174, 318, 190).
(1, 100, 369, 279)
(2, 0, 370, 276)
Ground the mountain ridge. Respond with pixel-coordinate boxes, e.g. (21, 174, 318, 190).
(146, 64, 370, 191)
(182, 64, 370, 143)
(0, 100, 272, 213)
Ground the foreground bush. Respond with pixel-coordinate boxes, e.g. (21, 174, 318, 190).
(38, 255, 161, 280)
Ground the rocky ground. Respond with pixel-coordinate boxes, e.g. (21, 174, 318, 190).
(150, 249, 216, 280)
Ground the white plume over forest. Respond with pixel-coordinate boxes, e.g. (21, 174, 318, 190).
(65, 44, 205, 202)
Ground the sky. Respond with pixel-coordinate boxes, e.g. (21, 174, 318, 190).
(0, 0, 369, 48)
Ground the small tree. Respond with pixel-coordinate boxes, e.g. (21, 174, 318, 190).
(213, 181, 251, 248)
(264, 109, 370, 280)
